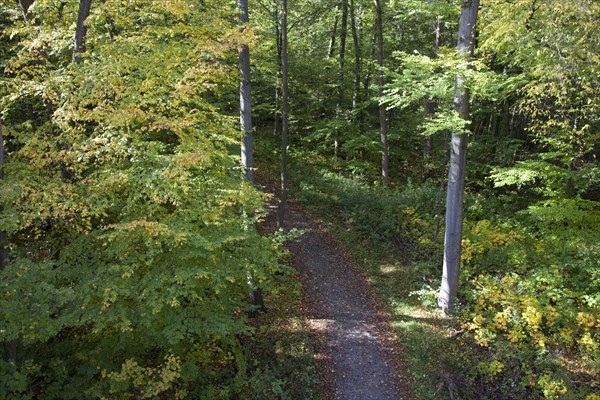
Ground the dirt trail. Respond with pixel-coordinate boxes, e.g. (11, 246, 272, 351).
(258, 176, 414, 400)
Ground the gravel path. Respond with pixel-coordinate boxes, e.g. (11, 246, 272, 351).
(258, 175, 414, 400)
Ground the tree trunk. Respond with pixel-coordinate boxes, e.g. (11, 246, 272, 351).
(18, 0, 34, 22)
(334, 0, 348, 157)
(424, 16, 442, 159)
(435, 14, 442, 48)
(73, 0, 93, 64)
(438, 0, 479, 313)
(277, 0, 289, 230)
(424, 102, 435, 159)
(328, 5, 339, 59)
(433, 131, 449, 246)
(374, 0, 389, 185)
(274, 3, 281, 137)
(238, 0, 266, 314)
(0, 121, 16, 362)
(238, 0, 253, 182)
(350, 0, 365, 160)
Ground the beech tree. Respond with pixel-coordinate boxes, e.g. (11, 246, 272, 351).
(334, 0, 348, 156)
(238, 0, 253, 182)
(438, 0, 479, 313)
(349, 0, 365, 159)
(374, 0, 389, 185)
(73, 0, 92, 64)
(238, 0, 266, 313)
(0, 1, 279, 396)
(277, 0, 289, 229)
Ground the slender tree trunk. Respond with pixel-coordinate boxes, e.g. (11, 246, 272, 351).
(328, 5, 339, 58)
(238, 0, 266, 314)
(350, 0, 365, 160)
(374, 0, 389, 185)
(435, 14, 442, 48)
(438, 0, 479, 313)
(18, 0, 34, 22)
(433, 131, 449, 246)
(238, 0, 253, 182)
(424, 102, 435, 159)
(0, 121, 16, 362)
(334, 0, 348, 157)
(274, 4, 282, 137)
(424, 16, 442, 158)
(277, 0, 289, 229)
(73, 0, 93, 64)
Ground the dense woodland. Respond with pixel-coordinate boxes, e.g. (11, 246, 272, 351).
(0, 0, 598, 398)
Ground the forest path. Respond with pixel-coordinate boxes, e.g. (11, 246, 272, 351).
(256, 173, 414, 400)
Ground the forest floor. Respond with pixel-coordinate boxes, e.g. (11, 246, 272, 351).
(256, 171, 416, 400)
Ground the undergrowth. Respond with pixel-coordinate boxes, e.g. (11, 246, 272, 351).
(240, 265, 321, 400)
(256, 130, 599, 399)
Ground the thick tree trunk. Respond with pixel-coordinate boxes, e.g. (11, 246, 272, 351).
(73, 0, 93, 64)
(277, 0, 289, 229)
(438, 0, 479, 313)
(0, 121, 16, 362)
(374, 0, 389, 185)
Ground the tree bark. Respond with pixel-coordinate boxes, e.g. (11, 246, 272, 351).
(374, 0, 389, 185)
(238, 0, 266, 314)
(438, 0, 479, 313)
(18, 0, 34, 22)
(328, 5, 339, 59)
(274, 4, 282, 137)
(424, 16, 442, 159)
(238, 0, 253, 182)
(433, 131, 449, 246)
(334, 0, 348, 157)
(73, 0, 93, 64)
(350, 0, 365, 160)
(0, 120, 16, 362)
(277, 0, 289, 229)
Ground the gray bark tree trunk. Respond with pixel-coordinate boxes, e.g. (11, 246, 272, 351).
(277, 0, 289, 229)
(0, 121, 16, 362)
(424, 16, 443, 159)
(334, 0, 348, 157)
(73, 0, 93, 64)
(238, 0, 265, 314)
(238, 0, 253, 182)
(433, 131, 449, 246)
(328, 5, 339, 59)
(374, 0, 389, 185)
(274, 4, 282, 137)
(438, 0, 479, 313)
(350, 0, 365, 160)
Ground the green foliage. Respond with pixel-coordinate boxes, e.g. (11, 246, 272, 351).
(0, 1, 316, 397)
(2, 0, 598, 396)
(479, 0, 600, 164)
(383, 49, 528, 139)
